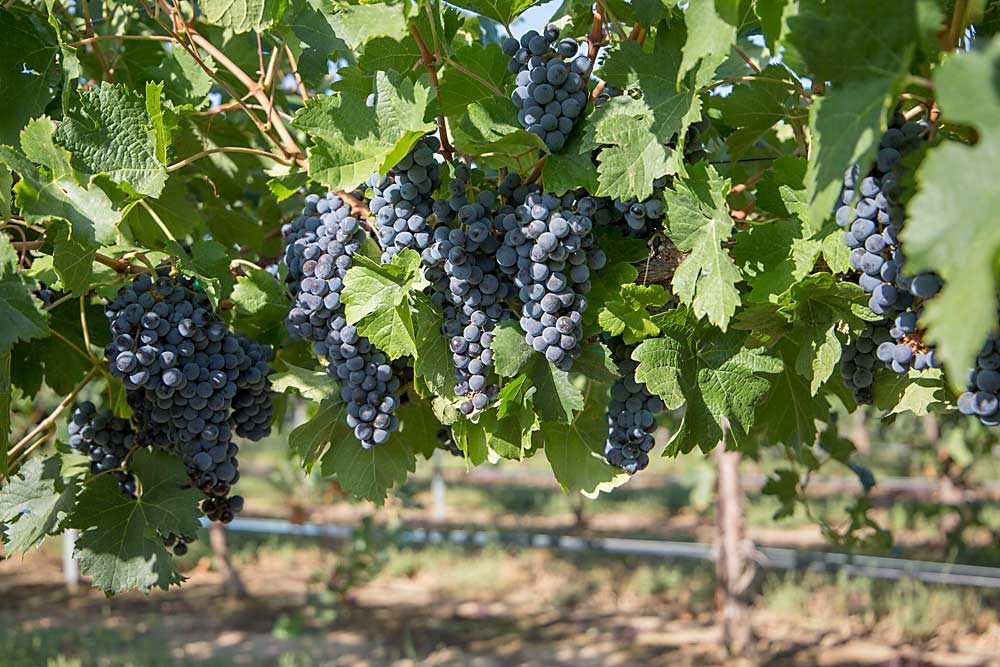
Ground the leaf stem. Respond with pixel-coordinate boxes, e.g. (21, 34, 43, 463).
(410, 20, 454, 161)
(283, 43, 310, 102)
(138, 199, 177, 243)
(166, 147, 293, 172)
(67, 34, 175, 47)
(444, 57, 505, 97)
(734, 46, 761, 73)
(595, 0, 628, 41)
(79, 296, 96, 363)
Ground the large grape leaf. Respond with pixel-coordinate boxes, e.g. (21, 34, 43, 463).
(542, 383, 630, 496)
(294, 70, 436, 192)
(632, 308, 783, 455)
(396, 399, 442, 459)
(0, 10, 61, 146)
(0, 117, 120, 249)
(751, 338, 830, 449)
(730, 218, 820, 303)
(438, 43, 509, 121)
(199, 0, 282, 33)
(413, 300, 454, 398)
(328, 2, 409, 49)
(55, 83, 167, 197)
(321, 435, 416, 505)
(451, 98, 546, 174)
(664, 162, 742, 331)
(0, 236, 47, 354)
(121, 41, 214, 108)
(342, 250, 425, 359)
(445, 0, 539, 26)
(718, 65, 801, 157)
(230, 268, 289, 342)
(596, 283, 672, 344)
(290, 397, 348, 470)
(786, 0, 920, 228)
(678, 0, 737, 81)
(0, 456, 78, 553)
(68, 451, 203, 594)
(905, 39, 1000, 388)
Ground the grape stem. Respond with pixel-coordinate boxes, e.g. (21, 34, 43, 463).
(595, 0, 628, 41)
(410, 20, 455, 161)
(67, 34, 175, 47)
(7, 241, 154, 276)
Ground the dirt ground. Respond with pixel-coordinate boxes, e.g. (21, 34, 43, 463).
(2, 541, 999, 667)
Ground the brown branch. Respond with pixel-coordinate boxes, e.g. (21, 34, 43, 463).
(734, 46, 761, 74)
(80, 0, 113, 80)
(948, 0, 970, 50)
(410, 22, 454, 161)
(67, 34, 175, 47)
(283, 43, 310, 102)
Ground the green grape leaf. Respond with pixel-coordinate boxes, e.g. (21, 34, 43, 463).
(718, 65, 801, 156)
(169, 239, 234, 302)
(320, 434, 415, 504)
(541, 130, 599, 196)
(0, 11, 61, 146)
(543, 383, 630, 496)
(199, 0, 282, 33)
(481, 391, 538, 461)
(294, 70, 436, 192)
(679, 0, 737, 82)
(10, 298, 104, 396)
(0, 236, 48, 354)
(55, 82, 167, 197)
(451, 98, 546, 173)
(329, 2, 409, 49)
(906, 40, 1000, 388)
(342, 250, 424, 359)
(528, 356, 584, 424)
(0, 455, 78, 553)
(445, 0, 539, 26)
(490, 320, 534, 378)
(632, 308, 783, 455)
(69, 451, 203, 594)
(0, 162, 11, 217)
(290, 397, 348, 470)
(731, 218, 820, 303)
(45, 219, 95, 296)
(230, 268, 289, 341)
(451, 418, 489, 465)
(754, 0, 793, 51)
(751, 338, 830, 449)
(572, 340, 620, 384)
(664, 162, 742, 330)
(120, 176, 200, 247)
(873, 368, 947, 417)
(754, 155, 808, 224)
(787, 0, 921, 228)
(597, 27, 705, 145)
(358, 35, 422, 75)
(596, 283, 672, 344)
(271, 363, 336, 404)
(413, 299, 454, 398)
(396, 399, 443, 459)
(592, 112, 673, 201)
(439, 43, 509, 121)
(0, 118, 120, 248)
(122, 41, 214, 108)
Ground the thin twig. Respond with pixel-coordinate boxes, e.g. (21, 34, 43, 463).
(734, 46, 761, 73)
(138, 199, 177, 243)
(166, 147, 293, 172)
(948, 0, 970, 50)
(79, 296, 96, 362)
(80, 0, 113, 80)
(68, 34, 175, 47)
(283, 43, 310, 102)
(410, 21, 454, 160)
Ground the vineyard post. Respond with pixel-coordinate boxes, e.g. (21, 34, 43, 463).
(62, 530, 79, 593)
(715, 443, 756, 659)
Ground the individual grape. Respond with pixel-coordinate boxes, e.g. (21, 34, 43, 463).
(34, 281, 57, 308)
(68, 402, 137, 498)
(603, 350, 662, 475)
(507, 24, 589, 153)
(369, 135, 442, 263)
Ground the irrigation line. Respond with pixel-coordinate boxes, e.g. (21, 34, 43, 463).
(210, 517, 1000, 590)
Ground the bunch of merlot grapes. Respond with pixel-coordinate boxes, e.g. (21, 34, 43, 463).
(503, 24, 589, 152)
(604, 347, 663, 475)
(368, 136, 441, 263)
(101, 268, 273, 520)
(68, 402, 138, 498)
(957, 333, 1000, 426)
(840, 320, 893, 405)
(283, 192, 402, 448)
(497, 190, 606, 370)
(837, 114, 942, 394)
(424, 164, 512, 414)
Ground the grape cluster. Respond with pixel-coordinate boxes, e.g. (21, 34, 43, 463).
(497, 191, 606, 370)
(201, 494, 245, 524)
(840, 320, 893, 404)
(837, 115, 942, 396)
(503, 24, 589, 152)
(102, 269, 273, 520)
(162, 532, 194, 557)
(284, 192, 363, 342)
(68, 402, 137, 498)
(369, 136, 442, 263)
(956, 333, 1000, 426)
(283, 192, 403, 448)
(424, 164, 513, 414)
(604, 352, 663, 475)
